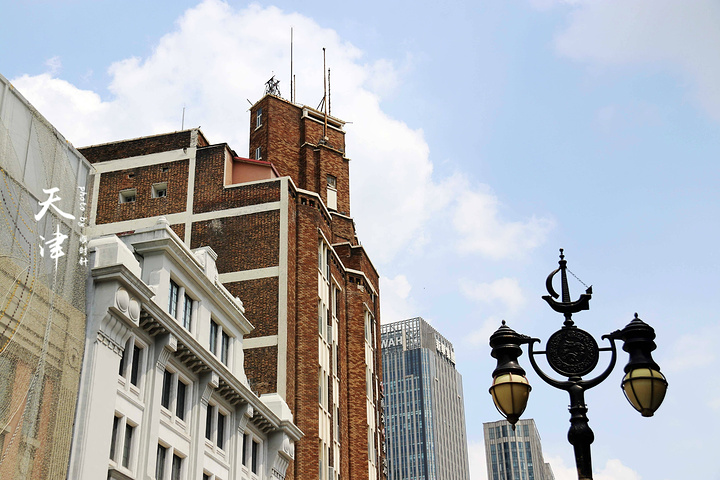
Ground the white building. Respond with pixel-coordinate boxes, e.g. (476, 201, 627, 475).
(68, 217, 301, 480)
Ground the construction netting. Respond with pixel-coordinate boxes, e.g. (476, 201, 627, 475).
(0, 73, 92, 479)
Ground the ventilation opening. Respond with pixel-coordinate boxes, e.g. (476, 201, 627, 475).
(119, 189, 137, 203)
(152, 182, 168, 198)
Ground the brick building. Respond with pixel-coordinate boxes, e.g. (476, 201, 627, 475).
(80, 93, 384, 480)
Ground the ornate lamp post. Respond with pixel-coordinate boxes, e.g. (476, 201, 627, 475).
(489, 250, 667, 480)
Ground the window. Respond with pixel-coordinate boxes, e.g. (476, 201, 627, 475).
(109, 415, 135, 471)
(205, 404, 214, 440)
(318, 241, 331, 281)
(171, 453, 182, 480)
(334, 406, 340, 441)
(130, 344, 142, 386)
(256, 108, 262, 128)
(169, 281, 179, 318)
(221, 332, 229, 365)
(205, 403, 229, 451)
(119, 338, 146, 393)
(157, 445, 185, 480)
(209, 320, 218, 355)
(327, 175, 337, 189)
(152, 182, 168, 198)
(326, 175, 337, 210)
(119, 188, 136, 203)
(122, 424, 134, 468)
(176, 381, 187, 420)
(255, 146, 262, 160)
(110, 416, 120, 460)
(242, 433, 248, 466)
(182, 294, 192, 330)
(251, 439, 259, 474)
(156, 445, 167, 480)
(161, 368, 190, 422)
(209, 320, 231, 366)
(162, 370, 173, 409)
(217, 412, 226, 450)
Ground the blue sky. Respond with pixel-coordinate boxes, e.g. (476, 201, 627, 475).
(3, 1, 719, 478)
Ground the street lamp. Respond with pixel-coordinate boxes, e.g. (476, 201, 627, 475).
(488, 249, 667, 480)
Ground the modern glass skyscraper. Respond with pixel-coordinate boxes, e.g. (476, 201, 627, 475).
(483, 419, 555, 480)
(381, 317, 470, 480)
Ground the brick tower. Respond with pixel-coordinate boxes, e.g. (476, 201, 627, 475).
(80, 93, 385, 480)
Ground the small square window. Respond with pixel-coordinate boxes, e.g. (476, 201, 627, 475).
(327, 175, 337, 189)
(119, 189, 136, 203)
(152, 182, 168, 198)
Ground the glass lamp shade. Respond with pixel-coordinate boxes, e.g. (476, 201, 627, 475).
(489, 373, 531, 425)
(622, 368, 668, 417)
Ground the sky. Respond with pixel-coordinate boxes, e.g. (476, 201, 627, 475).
(2, 0, 719, 478)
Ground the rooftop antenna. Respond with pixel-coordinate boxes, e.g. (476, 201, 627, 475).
(290, 27, 294, 103)
(265, 75, 281, 97)
(328, 68, 331, 116)
(181, 105, 185, 130)
(323, 48, 328, 141)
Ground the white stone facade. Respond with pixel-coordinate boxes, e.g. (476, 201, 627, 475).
(68, 218, 301, 480)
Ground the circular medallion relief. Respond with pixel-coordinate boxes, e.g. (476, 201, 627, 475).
(546, 327, 599, 377)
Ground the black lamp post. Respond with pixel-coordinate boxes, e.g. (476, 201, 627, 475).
(489, 249, 667, 480)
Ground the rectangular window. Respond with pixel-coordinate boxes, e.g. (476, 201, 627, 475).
(242, 433, 248, 466)
(255, 146, 262, 160)
(122, 424, 134, 468)
(217, 412, 226, 450)
(171, 454, 182, 480)
(110, 416, 120, 461)
(156, 445, 167, 480)
(209, 320, 218, 355)
(182, 294, 192, 329)
(118, 349, 126, 376)
(161, 370, 173, 409)
(327, 174, 337, 189)
(130, 344, 142, 387)
(334, 406, 340, 441)
(256, 108, 262, 128)
(251, 440, 259, 474)
(319, 368, 323, 405)
(205, 404, 214, 440)
(221, 331, 229, 365)
(176, 380, 187, 420)
(169, 280, 179, 317)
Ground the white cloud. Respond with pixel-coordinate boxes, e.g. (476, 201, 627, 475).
(379, 274, 415, 324)
(453, 182, 554, 259)
(12, 0, 552, 267)
(466, 316, 505, 348)
(547, 455, 642, 480)
(468, 440, 488, 480)
(550, 0, 720, 121)
(460, 277, 526, 314)
(44, 56, 62, 75)
(663, 324, 720, 374)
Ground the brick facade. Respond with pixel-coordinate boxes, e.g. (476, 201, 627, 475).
(81, 94, 385, 480)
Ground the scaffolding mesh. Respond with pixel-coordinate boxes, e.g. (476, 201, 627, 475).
(0, 74, 90, 479)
